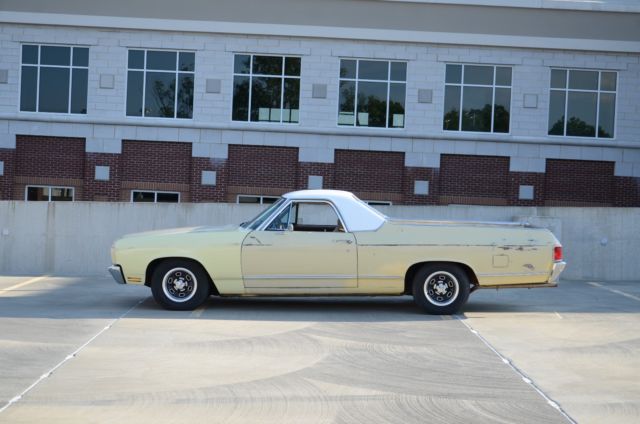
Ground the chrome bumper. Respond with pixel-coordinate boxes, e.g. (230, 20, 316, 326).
(108, 265, 126, 285)
(548, 261, 566, 284)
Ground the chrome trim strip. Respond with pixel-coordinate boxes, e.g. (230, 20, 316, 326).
(244, 274, 357, 280)
(108, 265, 126, 285)
(359, 275, 403, 280)
(477, 271, 548, 277)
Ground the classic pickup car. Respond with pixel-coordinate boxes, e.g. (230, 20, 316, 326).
(109, 189, 565, 314)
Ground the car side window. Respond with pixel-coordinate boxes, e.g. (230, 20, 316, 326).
(291, 202, 344, 232)
(266, 204, 291, 231)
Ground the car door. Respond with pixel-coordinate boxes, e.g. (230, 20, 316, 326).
(241, 201, 358, 288)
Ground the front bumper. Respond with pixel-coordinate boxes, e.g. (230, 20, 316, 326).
(548, 261, 566, 284)
(108, 265, 126, 285)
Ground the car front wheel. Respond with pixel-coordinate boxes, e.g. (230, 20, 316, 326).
(151, 260, 211, 311)
(412, 264, 470, 315)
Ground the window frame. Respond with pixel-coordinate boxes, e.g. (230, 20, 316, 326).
(130, 190, 181, 203)
(236, 195, 280, 205)
(19, 44, 89, 115)
(547, 68, 618, 139)
(231, 53, 302, 125)
(24, 185, 75, 202)
(442, 63, 513, 134)
(337, 58, 408, 129)
(262, 200, 348, 233)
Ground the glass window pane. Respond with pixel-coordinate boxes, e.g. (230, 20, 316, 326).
(26, 187, 49, 201)
(566, 91, 597, 137)
(358, 60, 388, 80)
(70, 68, 88, 114)
(157, 192, 179, 203)
(232, 75, 250, 121)
(388, 83, 405, 128)
(144, 72, 176, 117)
(177, 74, 193, 119)
(445, 64, 462, 84)
(340, 60, 356, 79)
(39, 67, 70, 113)
(463, 65, 493, 85)
(550, 69, 567, 89)
(41, 46, 70, 66)
(234, 55, 251, 74)
(600, 72, 616, 91)
(598, 93, 615, 138)
(22, 45, 38, 64)
(132, 191, 155, 202)
(50, 188, 73, 201)
(493, 87, 510, 133)
(461, 86, 492, 132)
(338, 80, 355, 126)
(252, 56, 282, 75)
(178, 52, 195, 72)
(443, 85, 461, 130)
(356, 81, 387, 127)
(285, 57, 301, 76)
(262, 197, 278, 204)
(72, 48, 89, 67)
(548, 90, 566, 135)
(20, 66, 37, 112)
(250, 76, 282, 122)
(495, 67, 512, 86)
(390, 62, 407, 81)
(239, 196, 260, 204)
(126, 71, 144, 116)
(283, 78, 299, 123)
(568, 70, 598, 90)
(128, 50, 144, 69)
(146, 51, 176, 71)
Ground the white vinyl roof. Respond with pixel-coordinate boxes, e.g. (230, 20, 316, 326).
(283, 190, 387, 232)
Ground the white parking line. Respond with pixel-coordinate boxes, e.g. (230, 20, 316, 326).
(588, 282, 640, 302)
(0, 276, 49, 295)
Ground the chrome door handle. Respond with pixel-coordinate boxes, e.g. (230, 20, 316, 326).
(333, 239, 353, 244)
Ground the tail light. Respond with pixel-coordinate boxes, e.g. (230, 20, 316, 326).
(553, 245, 563, 262)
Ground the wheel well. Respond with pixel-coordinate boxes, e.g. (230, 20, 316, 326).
(404, 261, 478, 295)
(145, 257, 220, 295)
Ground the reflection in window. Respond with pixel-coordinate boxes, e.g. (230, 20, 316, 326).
(338, 59, 406, 128)
(548, 69, 616, 138)
(443, 64, 511, 133)
(25, 186, 74, 201)
(20, 45, 88, 114)
(126, 50, 194, 119)
(131, 191, 180, 203)
(232, 55, 300, 124)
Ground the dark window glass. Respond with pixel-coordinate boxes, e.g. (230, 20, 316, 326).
(70, 68, 88, 114)
(356, 81, 387, 127)
(39, 67, 70, 113)
(41, 46, 70, 66)
(551, 69, 567, 89)
(232, 75, 250, 121)
(495, 67, 512, 86)
(284, 57, 301, 76)
(22, 45, 38, 64)
(463, 65, 493, 85)
(445, 64, 462, 84)
(338, 80, 355, 126)
(390, 62, 407, 81)
(146, 51, 176, 71)
(598, 93, 615, 138)
(340, 60, 356, 79)
(566, 91, 597, 137)
(178, 52, 195, 72)
(128, 50, 144, 69)
(548, 91, 566, 135)
(132, 191, 155, 202)
(262, 197, 278, 204)
(20, 66, 37, 112)
(493, 87, 510, 133)
(239, 196, 260, 204)
(126, 71, 144, 116)
(144, 72, 175, 117)
(234, 55, 251, 74)
(358, 60, 388, 80)
(50, 188, 73, 201)
(177, 74, 193, 119)
(283, 78, 300, 123)
(388, 83, 406, 128)
(600, 72, 616, 91)
(461, 86, 492, 132)
(252, 56, 282, 75)
(250, 77, 282, 122)
(156, 192, 179, 203)
(26, 187, 49, 201)
(443, 85, 461, 130)
(569, 70, 598, 90)
(72, 48, 89, 67)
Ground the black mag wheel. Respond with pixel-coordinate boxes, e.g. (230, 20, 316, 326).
(151, 260, 211, 311)
(412, 264, 470, 315)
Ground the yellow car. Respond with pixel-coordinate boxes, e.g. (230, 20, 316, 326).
(109, 190, 565, 314)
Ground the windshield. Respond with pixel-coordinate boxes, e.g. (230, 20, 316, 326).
(240, 198, 286, 230)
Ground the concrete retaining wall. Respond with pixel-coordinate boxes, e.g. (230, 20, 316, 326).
(0, 201, 637, 281)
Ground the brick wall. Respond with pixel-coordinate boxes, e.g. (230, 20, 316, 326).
(545, 159, 615, 206)
(403, 167, 439, 205)
(334, 150, 404, 201)
(121, 140, 191, 184)
(84, 153, 121, 201)
(614, 176, 640, 207)
(0, 148, 15, 200)
(298, 162, 335, 191)
(16, 135, 85, 179)
(439, 154, 510, 205)
(509, 172, 546, 206)
(191, 157, 227, 202)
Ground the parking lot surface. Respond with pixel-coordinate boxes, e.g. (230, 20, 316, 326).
(0, 276, 638, 423)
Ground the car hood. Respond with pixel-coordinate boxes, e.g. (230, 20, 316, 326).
(120, 224, 241, 239)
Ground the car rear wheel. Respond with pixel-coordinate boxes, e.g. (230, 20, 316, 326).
(412, 264, 470, 315)
(151, 260, 211, 311)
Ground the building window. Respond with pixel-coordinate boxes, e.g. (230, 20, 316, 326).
(131, 191, 180, 203)
(364, 200, 392, 206)
(443, 64, 512, 133)
(237, 195, 280, 204)
(126, 50, 194, 119)
(548, 69, 616, 138)
(20, 45, 89, 114)
(338, 59, 406, 128)
(232, 54, 300, 123)
(25, 186, 74, 201)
